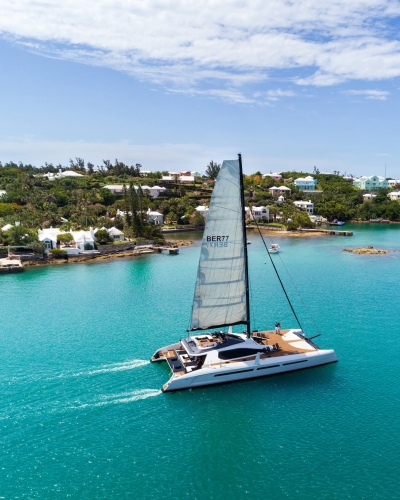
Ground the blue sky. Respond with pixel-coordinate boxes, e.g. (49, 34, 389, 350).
(1, 1, 400, 176)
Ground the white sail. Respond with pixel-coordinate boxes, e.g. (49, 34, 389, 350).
(190, 159, 248, 331)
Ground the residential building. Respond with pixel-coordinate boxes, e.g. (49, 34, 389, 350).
(46, 170, 85, 180)
(0, 190, 6, 197)
(103, 184, 166, 198)
(387, 191, 400, 201)
(191, 171, 201, 177)
(294, 176, 317, 190)
(1, 223, 13, 231)
(38, 227, 96, 253)
(388, 179, 400, 187)
(250, 206, 269, 221)
(180, 171, 191, 176)
(269, 186, 292, 196)
(147, 209, 164, 225)
(178, 175, 194, 184)
(262, 173, 282, 182)
(294, 200, 314, 214)
(161, 176, 175, 183)
(363, 193, 377, 202)
(106, 227, 125, 241)
(140, 170, 152, 177)
(353, 176, 388, 190)
(195, 206, 209, 220)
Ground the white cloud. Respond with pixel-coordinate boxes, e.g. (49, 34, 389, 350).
(1, 1, 400, 101)
(343, 89, 390, 100)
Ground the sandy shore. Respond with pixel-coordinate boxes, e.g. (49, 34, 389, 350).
(247, 227, 327, 237)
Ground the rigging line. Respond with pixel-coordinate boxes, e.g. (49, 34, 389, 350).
(252, 216, 306, 335)
(250, 208, 321, 336)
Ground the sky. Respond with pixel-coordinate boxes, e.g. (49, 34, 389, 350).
(1, 0, 400, 176)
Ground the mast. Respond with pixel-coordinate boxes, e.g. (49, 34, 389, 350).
(238, 154, 251, 337)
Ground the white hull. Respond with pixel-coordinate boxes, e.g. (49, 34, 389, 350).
(151, 331, 337, 392)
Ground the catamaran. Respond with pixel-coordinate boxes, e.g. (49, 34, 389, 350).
(151, 155, 337, 392)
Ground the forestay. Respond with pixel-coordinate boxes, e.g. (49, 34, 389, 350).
(190, 159, 248, 331)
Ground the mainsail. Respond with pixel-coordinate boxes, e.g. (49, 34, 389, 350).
(190, 159, 249, 331)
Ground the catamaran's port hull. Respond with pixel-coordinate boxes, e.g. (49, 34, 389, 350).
(157, 349, 338, 392)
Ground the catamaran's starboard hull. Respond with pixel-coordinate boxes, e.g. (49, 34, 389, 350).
(155, 348, 337, 392)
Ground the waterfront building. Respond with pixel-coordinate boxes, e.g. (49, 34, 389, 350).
(106, 227, 125, 241)
(38, 227, 97, 253)
(269, 186, 291, 196)
(353, 176, 388, 190)
(363, 193, 377, 202)
(294, 200, 314, 214)
(294, 176, 317, 191)
(147, 209, 164, 225)
(250, 206, 269, 221)
(387, 191, 400, 201)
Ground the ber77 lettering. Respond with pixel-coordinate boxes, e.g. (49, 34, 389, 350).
(206, 235, 229, 247)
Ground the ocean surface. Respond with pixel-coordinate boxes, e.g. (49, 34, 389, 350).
(2, 223, 400, 499)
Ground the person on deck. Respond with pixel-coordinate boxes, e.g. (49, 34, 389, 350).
(275, 322, 281, 335)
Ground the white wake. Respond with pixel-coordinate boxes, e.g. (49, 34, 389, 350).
(73, 388, 161, 409)
(70, 359, 149, 378)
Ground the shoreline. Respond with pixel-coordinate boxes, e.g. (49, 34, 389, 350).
(21, 240, 194, 268)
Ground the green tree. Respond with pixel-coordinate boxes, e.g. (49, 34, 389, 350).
(205, 161, 221, 180)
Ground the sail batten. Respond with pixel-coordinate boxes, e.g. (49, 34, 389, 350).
(189, 159, 248, 331)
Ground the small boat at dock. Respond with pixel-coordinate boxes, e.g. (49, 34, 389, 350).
(329, 219, 345, 226)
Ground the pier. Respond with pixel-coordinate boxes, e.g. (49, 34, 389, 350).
(300, 228, 353, 236)
(154, 247, 179, 254)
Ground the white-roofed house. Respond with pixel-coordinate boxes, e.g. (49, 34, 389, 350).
(195, 206, 209, 220)
(71, 228, 97, 252)
(103, 184, 166, 198)
(250, 206, 269, 221)
(294, 176, 317, 191)
(147, 209, 164, 225)
(269, 186, 291, 196)
(1, 223, 14, 232)
(262, 173, 282, 182)
(363, 193, 377, 202)
(388, 180, 400, 188)
(46, 170, 85, 180)
(161, 176, 174, 183)
(0, 190, 6, 198)
(387, 191, 400, 201)
(178, 175, 194, 184)
(39, 227, 97, 253)
(294, 200, 314, 214)
(94, 226, 125, 242)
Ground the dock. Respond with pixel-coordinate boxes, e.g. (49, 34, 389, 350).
(300, 229, 353, 236)
(0, 257, 24, 273)
(154, 247, 179, 254)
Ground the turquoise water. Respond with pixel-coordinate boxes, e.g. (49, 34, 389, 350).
(2, 224, 400, 499)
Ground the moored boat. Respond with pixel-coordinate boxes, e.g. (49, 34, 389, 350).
(268, 243, 280, 253)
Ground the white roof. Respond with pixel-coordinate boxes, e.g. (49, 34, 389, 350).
(0, 190, 6, 196)
(104, 184, 124, 189)
(295, 176, 314, 181)
(148, 210, 163, 216)
(162, 176, 174, 180)
(389, 191, 400, 195)
(179, 175, 194, 181)
(251, 206, 267, 210)
(61, 170, 84, 177)
(108, 227, 124, 236)
(363, 193, 377, 197)
(270, 185, 291, 191)
(38, 227, 61, 241)
(195, 205, 209, 211)
(1, 223, 13, 231)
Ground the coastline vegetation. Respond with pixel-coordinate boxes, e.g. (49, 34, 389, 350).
(1, 159, 400, 248)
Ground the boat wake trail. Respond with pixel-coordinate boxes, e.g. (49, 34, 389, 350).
(71, 389, 161, 409)
(70, 359, 149, 378)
